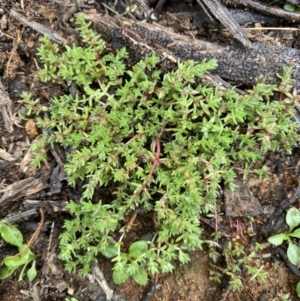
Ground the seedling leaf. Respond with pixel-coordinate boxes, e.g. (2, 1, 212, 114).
(286, 207, 300, 232)
(113, 269, 130, 284)
(290, 228, 300, 239)
(132, 266, 148, 285)
(296, 281, 300, 297)
(0, 222, 24, 248)
(267, 233, 288, 246)
(287, 242, 300, 266)
(284, 3, 296, 11)
(100, 243, 119, 258)
(0, 265, 17, 279)
(129, 241, 148, 259)
(3, 249, 36, 267)
(27, 260, 38, 281)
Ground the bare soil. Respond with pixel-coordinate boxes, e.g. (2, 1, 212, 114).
(1, 1, 300, 301)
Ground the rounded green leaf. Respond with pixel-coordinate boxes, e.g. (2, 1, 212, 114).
(100, 243, 119, 258)
(287, 243, 300, 265)
(296, 281, 300, 297)
(27, 260, 37, 281)
(3, 249, 36, 267)
(267, 233, 287, 246)
(132, 266, 148, 285)
(129, 241, 148, 259)
(0, 222, 24, 248)
(0, 265, 17, 279)
(289, 228, 300, 239)
(284, 3, 296, 11)
(286, 207, 300, 232)
(112, 269, 130, 284)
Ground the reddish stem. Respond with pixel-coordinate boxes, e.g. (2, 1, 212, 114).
(149, 139, 161, 177)
(279, 92, 283, 102)
(125, 133, 143, 145)
(140, 138, 161, 191)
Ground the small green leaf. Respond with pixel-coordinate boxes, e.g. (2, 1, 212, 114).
(100, 243, 119, 258)
(132, 266, 148, 285)
(112, 269, 130, 284)
(286, 207, 300, 232)
(18, 262, 29, 281)
(0, 222, 24, 248)
(296, 281, 300, 297)
(3, 249, 36, 267)
(267, 233, 288, 246)
(129, 241, 148, 259)
(0, 265, 17, 279)
(287, 242, 300, 265)
(27, 260, 38, 281)
(289, 228, 300, 239)
(284, 3, 296, 11)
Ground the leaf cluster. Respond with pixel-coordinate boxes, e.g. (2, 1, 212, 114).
(268, 207, 300, 266)
(268, 207, 300, 297)
(0, 221, 37, 281)
(21, 15, 300, 285)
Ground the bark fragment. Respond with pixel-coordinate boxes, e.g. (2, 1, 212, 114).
(82, 13, 300, 90)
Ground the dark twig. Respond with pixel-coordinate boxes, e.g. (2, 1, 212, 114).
(196, 0, 253, 48)
(261, 186, 300, 237)
(274, 246, 300, 277)
(231, 0, 300, 23)
(0, 208, 37, 223)
(142, 283, 158, 301)
(154, 0, 167, 13)
(9, 9, 66, 44)
(90, 261, 127, 301)
(142, 274, 159, 301)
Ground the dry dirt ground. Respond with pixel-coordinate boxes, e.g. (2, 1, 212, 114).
(1, 0, 300, 301)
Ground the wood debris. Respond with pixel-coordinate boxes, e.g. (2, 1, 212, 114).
(0, 79, 13, 133)
(0, 177, 47, 206)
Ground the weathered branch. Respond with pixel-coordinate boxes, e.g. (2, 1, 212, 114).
(231, 0, 300, 23)
(82, 13, 300, 90)
(197, 0, 253, 48)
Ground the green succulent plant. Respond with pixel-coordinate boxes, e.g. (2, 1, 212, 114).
(20, 15, 300, 285)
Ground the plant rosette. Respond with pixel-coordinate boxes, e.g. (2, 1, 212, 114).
(268, 207, 300, 266)
(268, 207, 300, 297)
(0, 221, 37, 281)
